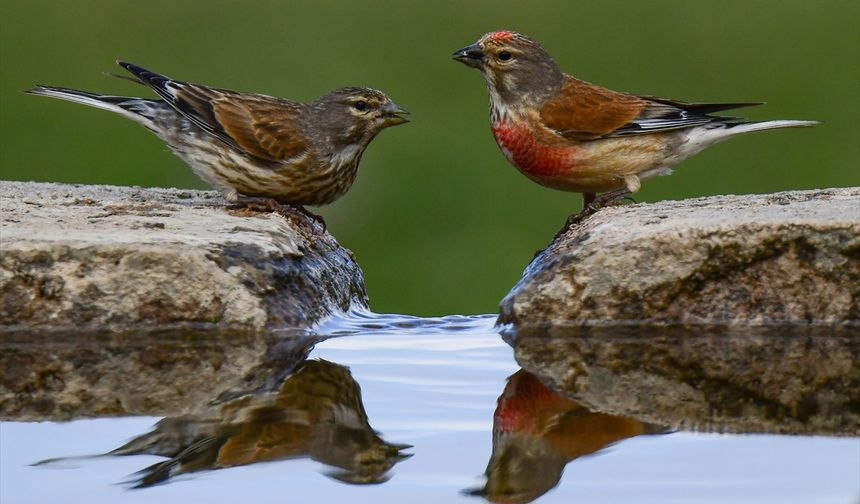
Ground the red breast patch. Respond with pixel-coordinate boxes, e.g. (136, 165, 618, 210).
(492, 121, 584, 177)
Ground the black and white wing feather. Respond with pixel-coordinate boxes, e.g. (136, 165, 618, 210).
(606, 98, 763, 137)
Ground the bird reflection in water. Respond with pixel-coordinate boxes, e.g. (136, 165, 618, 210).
(465, 369, 666, 503)
(108, 359, 411, 487)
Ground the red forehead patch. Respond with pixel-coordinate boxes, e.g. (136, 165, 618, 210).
(487, 30, 514, 43)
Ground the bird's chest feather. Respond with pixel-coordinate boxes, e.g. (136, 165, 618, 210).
(491, 120, 584, 177)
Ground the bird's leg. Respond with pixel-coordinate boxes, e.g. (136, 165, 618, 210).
(583, 192, 597, 209)
(558, 188, 635, 238)
(554, 192, 598, 240)
(230, 196, 326, 231)
(291, 205, 327, 231)
(231, 195, 290, 216)
(561, 193, 598, 229)
(588, 187, 633, 211)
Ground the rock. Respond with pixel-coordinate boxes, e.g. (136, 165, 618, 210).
(499, 188, 860, 326)
(0, 181, 367, 331)
(508, 325, 860, 435)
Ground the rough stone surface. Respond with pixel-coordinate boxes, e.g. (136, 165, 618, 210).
(0, 181, 367, 330)
(499, 188, 860, 326)
(509, 326, 860, 435)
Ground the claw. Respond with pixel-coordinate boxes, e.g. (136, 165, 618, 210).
(589, 188, 633, 210)
(292, 205, 327, 231)
(553, 189, 636, 242)
(229, 196, 326, 231)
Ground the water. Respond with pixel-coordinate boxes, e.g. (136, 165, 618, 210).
(1, 314, 858, 503)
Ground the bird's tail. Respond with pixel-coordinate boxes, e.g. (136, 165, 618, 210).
(684, 118, 819, 151)
(723, 119, 820, 135)
(24, 85, 160, 127)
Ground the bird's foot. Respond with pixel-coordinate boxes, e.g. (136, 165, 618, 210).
(562, 207, 594, 229)
(554, 189, 635, 241)
(230, 196, 288, 216)
(586, 188, 634, 212)
(291, 205, 327, 231)
(230, 197, 326, 231)
(548, 208, 593, 244)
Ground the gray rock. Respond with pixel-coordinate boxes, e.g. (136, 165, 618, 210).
(499, 188, 860, 326)
(0, 181, 367, 330)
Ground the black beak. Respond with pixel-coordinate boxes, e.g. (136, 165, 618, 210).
(452, 43, 484, 68)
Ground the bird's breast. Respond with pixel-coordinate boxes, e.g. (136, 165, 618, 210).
(491, 120, 585, 177)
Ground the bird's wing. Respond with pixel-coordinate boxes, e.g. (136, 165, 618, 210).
(117, 61, 307, 162)
(208, 94, 308, 162)
(539, 76, 647, 140)
(540, 75, 761, 140)
(606, 96, 762, 137)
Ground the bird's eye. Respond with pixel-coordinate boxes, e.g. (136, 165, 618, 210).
(353, 100, 368, 111)
(498, 51, 512, 61)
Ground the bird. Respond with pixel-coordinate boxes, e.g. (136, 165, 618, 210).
(453, 31, 818, 225)
(26, 61, 410, 223)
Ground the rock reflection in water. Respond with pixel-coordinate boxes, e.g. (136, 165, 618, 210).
(466, 369, 664, 504)
(507, 325, 860, 436)
(101, 359, 409, 487)
(0, 328, 304, 421)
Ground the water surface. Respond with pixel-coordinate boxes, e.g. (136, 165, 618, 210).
(1, 315, 858, 503)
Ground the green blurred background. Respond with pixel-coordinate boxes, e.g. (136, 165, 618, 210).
(1, 0, 858, 316)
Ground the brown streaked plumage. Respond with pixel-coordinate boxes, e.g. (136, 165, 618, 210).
(453, 31, 818, 223)
(26, 61, 409, 215)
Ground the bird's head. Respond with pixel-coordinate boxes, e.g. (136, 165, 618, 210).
(453, 31, 563, 108)
(313, 87, 409, 147)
